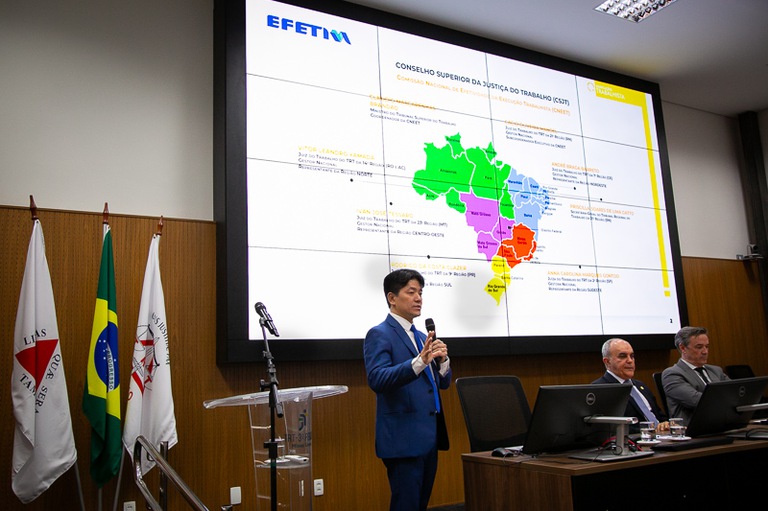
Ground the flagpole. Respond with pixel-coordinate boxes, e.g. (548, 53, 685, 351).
(73, 461, 87, 511)
(156, 217, 167, 511)
(100, 202, 107, 511)
(111, 451, 125, 511)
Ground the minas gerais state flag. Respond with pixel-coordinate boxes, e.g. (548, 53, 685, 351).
(12, 218, 77, 503)
(83, 223, 122, 487)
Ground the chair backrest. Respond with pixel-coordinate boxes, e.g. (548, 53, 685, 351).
(455, 375, 531, 452)
(652, 372, 669, 417)
(725, 364, 756, 379)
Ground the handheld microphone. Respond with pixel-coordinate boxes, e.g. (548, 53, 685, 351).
(424, 318, 443, 364)
(254, 302, 279, 337)
(425, 318, 436, 338)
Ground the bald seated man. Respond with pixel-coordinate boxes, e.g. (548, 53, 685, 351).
(593, 338, 669, 433)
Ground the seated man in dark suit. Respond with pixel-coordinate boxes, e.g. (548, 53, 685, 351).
(661, 326, 729, 425)
(593, 338, 669, 433)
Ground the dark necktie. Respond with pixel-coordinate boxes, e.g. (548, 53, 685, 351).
(695, 366, 711, 384)
(411, 324, 441, 413)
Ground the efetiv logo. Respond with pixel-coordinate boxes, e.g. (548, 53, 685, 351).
(266, 14, 351, 44)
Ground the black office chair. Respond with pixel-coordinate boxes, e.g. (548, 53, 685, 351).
(455, 375, 531, 452)
(652, 372, 669, 417)
(725, 364, 756, 379)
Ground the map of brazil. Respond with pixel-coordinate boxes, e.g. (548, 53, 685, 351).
(412, 133, 550, 305)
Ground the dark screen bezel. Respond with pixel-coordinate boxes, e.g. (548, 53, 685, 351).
(213, 0, 688, 363)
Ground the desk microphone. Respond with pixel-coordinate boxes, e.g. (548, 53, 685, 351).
(254, 302, 279, 337)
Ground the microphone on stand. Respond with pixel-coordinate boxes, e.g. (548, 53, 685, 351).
(255, 302, 279, 337)
(253, 302, 282, 511)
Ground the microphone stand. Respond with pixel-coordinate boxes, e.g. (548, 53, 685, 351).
(259, 318, 283, 511)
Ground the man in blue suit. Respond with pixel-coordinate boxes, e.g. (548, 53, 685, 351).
(662, 326, 729, 425)
(592, 338, 669, 433)
(364, 269, 452, 511)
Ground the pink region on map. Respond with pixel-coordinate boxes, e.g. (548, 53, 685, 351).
(461, 193, 499, 232)
(493, 217, 516, 244)
(461, 193, 516, 261)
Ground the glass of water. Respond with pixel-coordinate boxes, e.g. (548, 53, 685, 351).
(669, 417, 686, 438)
(639, 421, 656, 441)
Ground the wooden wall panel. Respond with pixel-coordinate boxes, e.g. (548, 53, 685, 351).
(679, 257, 768, 375)
(2, 205, 767, 510)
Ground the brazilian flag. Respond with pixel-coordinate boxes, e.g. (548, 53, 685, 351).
(82, 224, 121, 487)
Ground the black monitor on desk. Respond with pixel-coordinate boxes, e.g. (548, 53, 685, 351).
(686, 376, 768, 437)
(522, 383, 631, 455)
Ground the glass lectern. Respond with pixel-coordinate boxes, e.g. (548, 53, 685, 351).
(204, 385, 348, 510)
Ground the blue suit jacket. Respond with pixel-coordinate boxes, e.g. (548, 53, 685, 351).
(364, 315, 451, 459)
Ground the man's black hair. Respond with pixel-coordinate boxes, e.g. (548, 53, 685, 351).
(383, 269, 424, 308)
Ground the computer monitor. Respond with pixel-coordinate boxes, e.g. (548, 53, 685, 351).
(522, 383, 631, 455)
(686, 376, 768, 437)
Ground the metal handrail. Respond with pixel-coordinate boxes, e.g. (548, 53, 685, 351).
(133, 435, 210, 511)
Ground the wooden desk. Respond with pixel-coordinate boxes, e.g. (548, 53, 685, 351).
(462, 439, 768, 510)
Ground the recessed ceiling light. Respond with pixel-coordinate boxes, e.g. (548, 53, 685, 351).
(595, 0, 678, 22)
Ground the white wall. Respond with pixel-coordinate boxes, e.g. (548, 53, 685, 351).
(1, 0, 765, 259)
(663, 103, 750, 259)
(0, 0, 213, 221)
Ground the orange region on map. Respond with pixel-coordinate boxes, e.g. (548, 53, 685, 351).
(496, 224, 537, 268)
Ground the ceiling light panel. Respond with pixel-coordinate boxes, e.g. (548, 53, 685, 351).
(595, 0, 678, 22)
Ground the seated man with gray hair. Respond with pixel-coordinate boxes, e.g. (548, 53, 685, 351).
(661, 326, 729, 425)
(593, 338, 668, 432)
